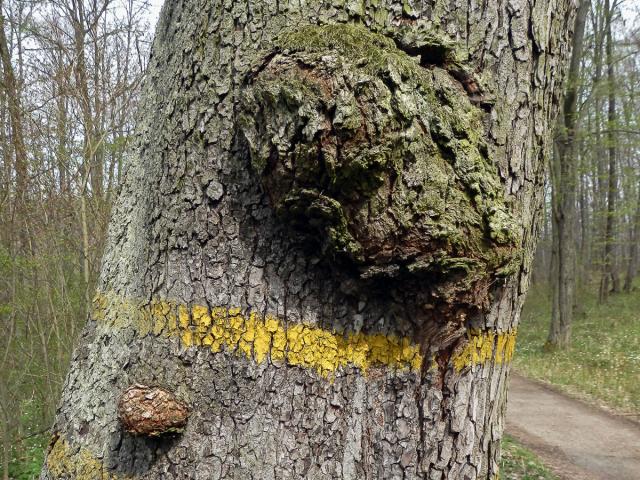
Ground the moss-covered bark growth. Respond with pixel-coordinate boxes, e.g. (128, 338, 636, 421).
(239, 23, 520, 312)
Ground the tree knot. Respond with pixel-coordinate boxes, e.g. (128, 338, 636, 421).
(238, 23, 522, 314)
(118, 384, 189, 437)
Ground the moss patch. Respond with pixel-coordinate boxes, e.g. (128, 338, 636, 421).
(240, 22, 520, 313)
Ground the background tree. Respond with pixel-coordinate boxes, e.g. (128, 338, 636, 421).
(539, 0, 640, 350)
(0, 0, 151, 475)
(599, 0, 621, 302)
(548, 0, 590, 349)
(39, 0, 575, 479)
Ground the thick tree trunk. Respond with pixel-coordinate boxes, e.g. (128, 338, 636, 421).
(41, 1, 575, 479)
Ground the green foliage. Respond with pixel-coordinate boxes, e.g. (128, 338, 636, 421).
(0, 401, 47, 480)
(0, 197, 97, 480)
(3, 441, 46, 480)
(514, 283, 640, 413)
(500, 435, 558, 480)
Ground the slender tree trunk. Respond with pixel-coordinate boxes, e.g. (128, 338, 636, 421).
(625, 183, 640, 291)
(600, 0, 619, 302)
(54, 52, 70, 194)
(41, 1, 576, 479)
(0, 1, 28, 231)
(80, 172, 91, 312)
(578, 153, 590, 284)
(0, 13, 32, 468)
(622, 64, 639, 292)
(2, 421, 9, 480)
(592, 3, 607, 286)
(548, 0, 589, 349)
(549, 142, 562, 342)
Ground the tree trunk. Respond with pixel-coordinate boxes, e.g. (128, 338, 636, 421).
(547, 0, 589, 349)
(599, 0, 619, 302)
(625, 182, 640, 291)
(41, 1, 575, 479)
(0, 0, 28, 235)
(591, 2, 607, 286)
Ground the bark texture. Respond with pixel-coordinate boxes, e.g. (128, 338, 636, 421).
(42, 0, 576, 479)
(118, 385, 190, 437)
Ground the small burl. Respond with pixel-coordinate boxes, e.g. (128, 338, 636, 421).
(118, 384, 189, 437)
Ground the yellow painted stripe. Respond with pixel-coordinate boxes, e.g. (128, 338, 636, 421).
(93, 292, 516, 376)
(453, 329, 517, 372)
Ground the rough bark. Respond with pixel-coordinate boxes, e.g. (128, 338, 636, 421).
(41, 1, 575, 479)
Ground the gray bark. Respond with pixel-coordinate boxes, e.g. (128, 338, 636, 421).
(41, 0, 576, 479)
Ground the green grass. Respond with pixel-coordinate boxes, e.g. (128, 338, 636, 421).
(514, 283, 640, 414)
(500, 435, 558, 480)
(4, 434, 46, 480)
(1, 401, 48, 480)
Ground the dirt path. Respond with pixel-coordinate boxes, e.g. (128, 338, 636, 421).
(506, 374, 640, 480)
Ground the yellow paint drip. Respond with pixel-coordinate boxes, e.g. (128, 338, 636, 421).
(46, 435, 130, 480)
(452, 329, 517, 372)
(93, 292, 516, 376)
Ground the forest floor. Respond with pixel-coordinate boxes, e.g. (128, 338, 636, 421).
(506, 373, 640, 480)
(506, 283, 640, 479)
(513, 283, 640, 414)
(500, 434, 559, 480)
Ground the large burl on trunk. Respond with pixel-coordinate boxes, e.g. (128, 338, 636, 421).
(42, 1, 575, 479)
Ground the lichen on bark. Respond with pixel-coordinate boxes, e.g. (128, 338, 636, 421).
(239, 23, 520, 312)
(46, 435, 130, 480)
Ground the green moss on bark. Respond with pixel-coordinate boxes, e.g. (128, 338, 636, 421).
(239, 23, 520, 311)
